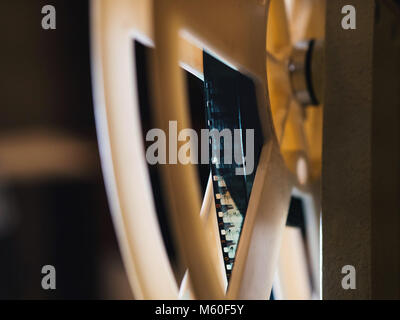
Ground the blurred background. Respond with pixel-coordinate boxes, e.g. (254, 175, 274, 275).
(0, 0, 132, 299)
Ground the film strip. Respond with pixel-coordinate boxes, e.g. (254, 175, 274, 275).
(212, 174, 244, 279)
(204, 52, 263, 281)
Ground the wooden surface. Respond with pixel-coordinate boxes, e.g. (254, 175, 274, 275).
(323, 0, 400, 299)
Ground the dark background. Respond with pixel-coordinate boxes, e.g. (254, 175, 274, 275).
(0, 0, 132, 299)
